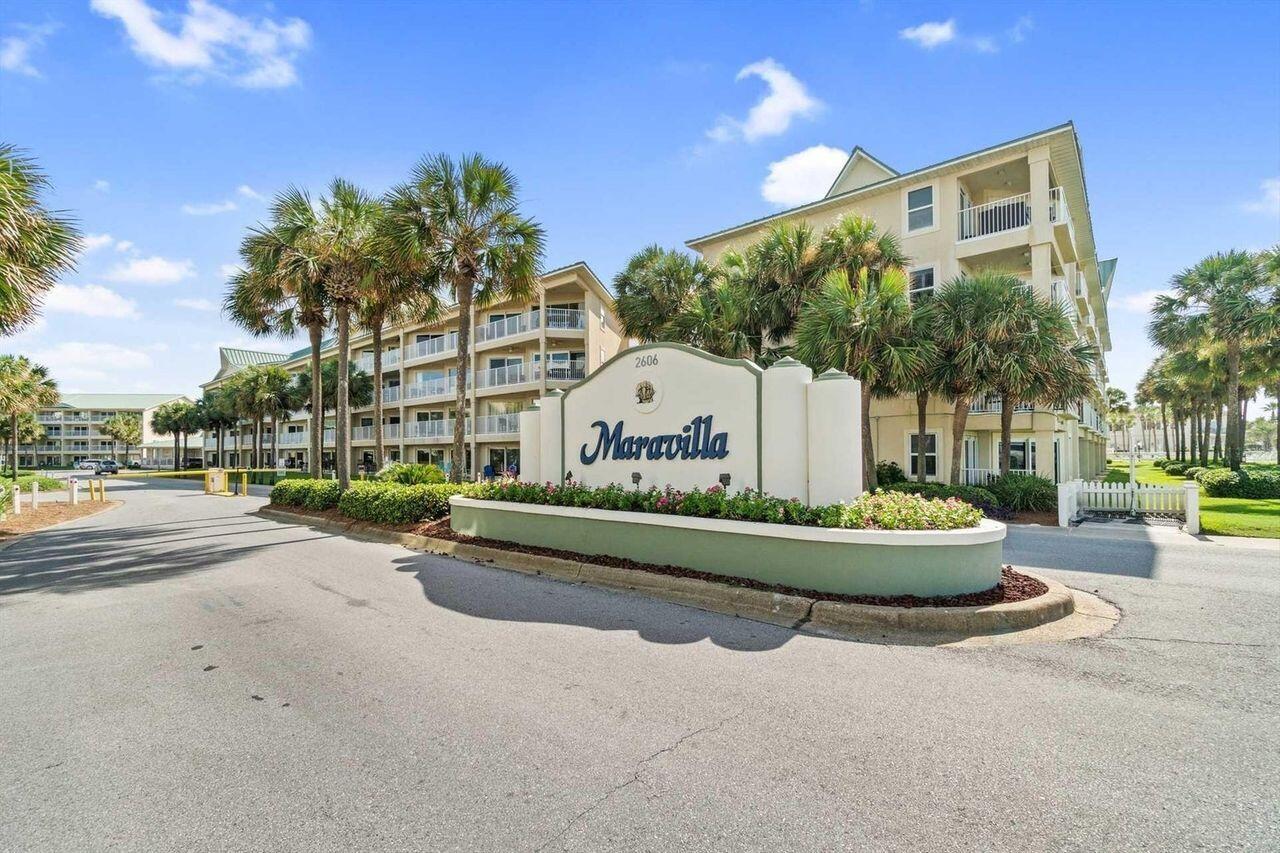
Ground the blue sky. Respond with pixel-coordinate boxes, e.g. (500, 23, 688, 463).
(2, 0, 1278, 400)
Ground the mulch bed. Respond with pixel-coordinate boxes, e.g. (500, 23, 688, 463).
(267, 504, 1048, 608)
(0, 500, 118, 538)
(1010, 510, 1060, 526)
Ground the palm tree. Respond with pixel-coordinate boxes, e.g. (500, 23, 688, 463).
(794, 267, 923, 491)
(0, 145, 81, 335)
(292, 359, 374, 418)
(0, 355, 59, 479)
(149, 402, 184, 471)
(228, 188, 332, 479)
(258, 365, 295, 467)
(359, 235, 442, 468)
(902, 298, 942, 483)
(1150, 250, 1274, 470)
(200, 388, 239, 467)
(739, 221, 823, 359)
(100, 414, 141, 465)
(0, 412, 42, 474)
(924, 272, 1015, 485)
(990, 285, 1099, 474)
(613, 246, 722, 345)
(385, 155, 545, 483)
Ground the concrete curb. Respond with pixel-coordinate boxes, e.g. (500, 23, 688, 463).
(257, 506, 1086, 640)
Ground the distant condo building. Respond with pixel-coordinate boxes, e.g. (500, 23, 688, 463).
(687, 122, 1113, 484)
(25, 394, 199, 469)
(200, 262, 625, 477)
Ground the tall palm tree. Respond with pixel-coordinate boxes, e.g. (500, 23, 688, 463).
(258, 365, 295, 467)
(359, 235, 442, 467)
(613, 246, 720, 345)
(0, 145, 81, 335)
(794, 267, 923, 491)
(990, 285, 1099, 474)
(0, 355, 59, 478)
(385, 154, 545, 483)
(818, 214, 909, 290)
(149, 401, 186, 471)
(0, 412, 42, 474)
(902, 297, 942, 483)
(739, 221, 823, 358)
(924, 272, 1016, 485)
(200, 387, 239, 468)
(228, 188, 332, 480)
(1150, 250, 1274, 470)
(292, 360, 374, 418)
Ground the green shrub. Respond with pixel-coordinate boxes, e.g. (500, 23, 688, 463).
(269, 478, 340, 510)
(339, 481, 485, 524)
(1184, 466, 1205, 481)
(1164, 462, 1188, 476)
(986, 472, 1058, 512)
(875, 460, 907, 485)
(16, 474, 65, 491)
(478, 481, 983, 531)
(1199, 468, 1280, 499)
(376, 462, 446, 486)
(1153, 458, 1168, 468)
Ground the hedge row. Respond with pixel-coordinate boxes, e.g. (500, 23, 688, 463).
(338, 481, 486, 524)
(1197, 468, 1280, 499)
(269, 478, 342, 511)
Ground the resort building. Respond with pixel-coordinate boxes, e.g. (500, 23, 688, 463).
(686, 122, 1113, 484)
(201, 262, 625, 477)
(25, 393, 198, 469)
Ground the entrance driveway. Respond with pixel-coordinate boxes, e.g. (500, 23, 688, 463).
(2, 480, 1277, 851)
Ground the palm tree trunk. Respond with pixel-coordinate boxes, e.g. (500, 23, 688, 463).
(949, 397, 971, 486)
(999, 393, 1014, 476)
(861, 382, 876, 491)
(452, 283, 472, 484)
(372, 320, 385, 471)
(915, 391, 928, 484)
(182, 431, 189, 468)
(1213, 406, 1223, 464)
(1224, 346, 1242, 470)
(308, 323, 323, 479)
(336, 305, 352, 490)
(271, 415, 279, 469)
(217, 426, 224, 468)
(1239, 393, 1248, 463)
(10, 414, 17, 480)
(1160, 404, 1170, 459)
(1199, 408, 1210, 466)
(173, 434, 180, 471)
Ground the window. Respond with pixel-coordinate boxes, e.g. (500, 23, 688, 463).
(908, 267, 935, 303)
(998, 440, 1037, 472)
(909, 433, 938, 478)
(906, 186, 934, 231)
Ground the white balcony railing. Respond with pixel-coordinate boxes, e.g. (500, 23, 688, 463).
(475, 413, 521, 435)
(403, 332, 458, 363)
(544, 308, 586, 331)
(351, 424, 402, 442)
(403, 418, 462, 441)
(476, 312, 540, 343)
(958, 192, 1030, 241)
(476, 362, 532, 389)
(538, 359, 587, 383)
(382, 386, 401, 404)
(961, 468, 1001, 487)
(355, 349, 401, 374)
(403, 375, 456, 401)
(1049, 186, 1069, 224)
(968, 393, 1035, 415)
(37, 413, 61, 424)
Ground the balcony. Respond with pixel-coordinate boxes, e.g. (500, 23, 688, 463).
(355, 349, 401, 374)
(402, 332, 458, 364)
(539, 359, 587, 384)
(544, 308, 586, 332)
(352, 424, 401, 442)
(382, 386, 401, 404)
(37, 413, 61, 424)
(475, 312, 539, 344)
(475, 413, 521, 436)
(957, 187, 1066, 242)
(64, 413, 90, 423)
(403, 418, 459, 442)
(476, 362, 533, 390)
(403, 375, 456, 402)
(968, 393, 1035, 415)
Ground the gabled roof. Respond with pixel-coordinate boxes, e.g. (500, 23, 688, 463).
(825, 146, 898, 197)
(1097, 258, 1117, 297)
(212, 347, 289, 381)
(53, 393, 190, 410)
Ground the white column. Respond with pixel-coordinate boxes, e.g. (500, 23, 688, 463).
(806, 369, 862, 506)
(762, 357, 812, 502)
(1184, 481, 1200, 536)
(11, 484, 20, 515)
(31, 481, 39, 509)
(520, 403, 542, 483)
(539, 390, 565, 484)
(69, 477, 79, 505)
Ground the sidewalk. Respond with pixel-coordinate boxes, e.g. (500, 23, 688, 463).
(1010, 518, 1278, 552)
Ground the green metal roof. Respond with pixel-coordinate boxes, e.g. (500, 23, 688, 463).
(52, 393, 190, 411)
(222, 347, 289, 367)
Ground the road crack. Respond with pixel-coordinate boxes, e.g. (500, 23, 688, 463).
(1101, 635, 1273, 648)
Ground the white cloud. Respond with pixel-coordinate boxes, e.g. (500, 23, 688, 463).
(174, 297, 216, 311)
(104, 255, 196, 285)
(706, 58, 821, 143)
(1121, 289, 1173, 314)
(81, 233, 116, 253)
(899, 19, 957, 49)
(93, 179, 111, 193)
(27, 341, 155, 385)
(181, 199, 237, 215)
(236, 184, 266, 201)
(0, 22, 58, 77)
(1242, 177, 1280, 216)
(44, 284, 141, 319)
(761, 145, 849, 207)
(899, 17, 1015, 53)
(218, 263, 242, 279)
(115, 239, 134, 253)
(90, 0, 312, 89)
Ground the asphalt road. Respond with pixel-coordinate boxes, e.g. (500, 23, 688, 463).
(2, 479, 1277, 852)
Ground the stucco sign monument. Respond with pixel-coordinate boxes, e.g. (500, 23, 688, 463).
(518, 343, 864, 506)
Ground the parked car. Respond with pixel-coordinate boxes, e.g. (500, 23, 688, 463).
(184, 459, 204, 470)
(127, 461, 142, 469)
(76, 459, 103, 472)
(97, 460, 119, 475)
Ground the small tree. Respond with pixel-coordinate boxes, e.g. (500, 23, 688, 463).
(100, 414, 141, 465)
(0, 412, 43, 475)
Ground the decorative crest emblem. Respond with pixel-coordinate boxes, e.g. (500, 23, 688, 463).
(635, 380, 656, 406)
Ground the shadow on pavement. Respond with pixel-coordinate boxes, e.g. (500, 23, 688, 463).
(1003, 526, 1159, 578)
(390, 551, 807, 652)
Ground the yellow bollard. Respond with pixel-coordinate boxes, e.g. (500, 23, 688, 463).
(241, 472, 248, 496)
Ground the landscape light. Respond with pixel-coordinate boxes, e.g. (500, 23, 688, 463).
(719, 473, 731, 488)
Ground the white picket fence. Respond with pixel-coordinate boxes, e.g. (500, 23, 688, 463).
(1057, 478, 1199, 533)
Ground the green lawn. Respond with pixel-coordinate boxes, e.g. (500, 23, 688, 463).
(1105, 460, 1280, 539)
